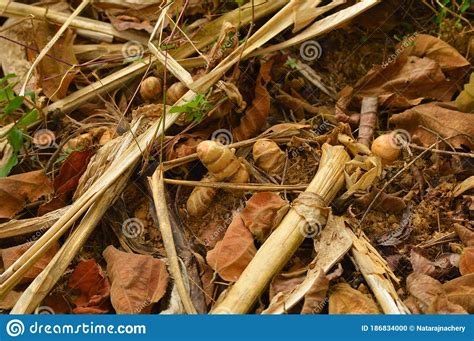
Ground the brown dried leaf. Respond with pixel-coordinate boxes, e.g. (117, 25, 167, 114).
(68, 259, 110, 314)
(425, 294, 468, 314)
(241, 192, 289, 241)
(460, 247, 474, 275)
(406, 273, 443, 312)
(233, 59, 273, 141)
(410, 248, 459, 279)
(389, 103, 474, 150)
(301, 270, 329, 314)
(0, 170, 53, 219)
(2, 241, 59, 283)
(455, 224, 474, 247)
(28, 22, 77, 100)
(354, 188, 406, 213)
(103, 246, 169, 314)
(443, 273, 474, 313)
(0, 290, 22, 310)
(206, 214, 256, 282)
(329, 283, 380, 314)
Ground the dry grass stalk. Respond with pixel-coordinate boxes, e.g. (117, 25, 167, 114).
(19, 0, 91, 95)
(164, 178, 307, 192)
(0, 1, 147, 43)
(211, 144, 351, 314)
(148, 168, 197, 315)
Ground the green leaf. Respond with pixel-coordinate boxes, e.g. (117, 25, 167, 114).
(0, 153, 18, 177)
(24, 91, 36, 101)
(17, 109, 39, 128)
(5, 96, 24, 114)
(7, 127, 24, 152)
(169, 105, 189, 114)
(0, 85, 16, 102)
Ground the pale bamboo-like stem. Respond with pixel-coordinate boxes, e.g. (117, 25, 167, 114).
(45, 0, 287, 114)
(10, 170, 133, 314)
(148, 168, 197, 315)
(211, 144, 350, 314)
(0, 1, 147, 43)
(163, 179, 307, 191)
(20, 0, 91, 95)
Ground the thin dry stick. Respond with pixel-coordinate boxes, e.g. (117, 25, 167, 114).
(211, 144, 351, 314)
(149, 168, 197, 315)
(164, 178, 307, 191)
(19, 0, 91, 95)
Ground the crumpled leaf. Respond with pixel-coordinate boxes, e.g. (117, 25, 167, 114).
(443, 273, 474, 313)
(68, 259, 111, 314)
(27, 22, 77, 101)
(410, 248, 459, 279)
(165, 132, 207, 161)
(206, 214, 257, 282)
(406, 272, 468, 314)
(103, 246, 169, 314)
(301, 269, 329, 314)
(336, 34, 469, 115)
(460, 247, 474, 275)
(38, 150, 92, 215)
(0, 170, 53, 219)
(108, 14, 154, 32)
(455, 224, 474, 247)
(240, 192, 289, 241)
(2, 241, 59, 283)
(233, 59, 273, 141)
(354, 187, 406, 213)
(328, 283, 380, 314)
(389, 102, 474, 150)
(0, 290, 23, 310)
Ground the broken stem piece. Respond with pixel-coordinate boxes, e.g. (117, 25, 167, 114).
(211, 144, 350, 314)
(358, 96, 378, 147)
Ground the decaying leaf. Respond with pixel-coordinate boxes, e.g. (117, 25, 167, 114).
(354, 187, 406, 213)
(68, 259, 111, 314)
(460, 247, 474, 275)
(0, 290, 23, 310)
(406, 272, 443, 311)
(328, 283, 380, 314)
(240, 192, 289, 242)
(443, 274, 474, 313)
(2, 241, 59, 283)
(233, 59, 273, 141)
(206, 214, 257, 282)
(389, 102, 474, 150)
(28, 22, 78, 100)
(410, 248, 459, 279)
(301, 270, 329, 314)
(0, 170, 53, 219)
(455, 224, 474, 247)
(103, 246, 169, 314)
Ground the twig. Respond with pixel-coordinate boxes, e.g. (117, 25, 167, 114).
(148, 168, 197, 314)
(164, 178, 308, 191)
(358, 96, 378, 147)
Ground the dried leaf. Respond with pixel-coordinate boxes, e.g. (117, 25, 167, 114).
(38, 150, 92, 215)
(103, 246, 169, 314)
(28, 22, 77, 100)
(108, 14, 154, 32)
(0, 290, 22, 310)
(454, 224, 474, 247)
(354, 188, 406, 213)
(406, 273, 443, 312)
(453, 176, 474, 197)
(233, 59, 273, 141)
(389, 103, 474, 150)
(425, 294, 468, 314)
(410, 248, 459, 279)
(240, 192, 289, 241)
(2, 241, 59, 283)
(301, 270, 329, 314)
(443, 274, 474, 313)
(0, 170, 53, 218)
(328, 283, 380, 314)
(206, 214, 257, 282)
(460, 247, 474, 275)
(68, 259, 110, 314)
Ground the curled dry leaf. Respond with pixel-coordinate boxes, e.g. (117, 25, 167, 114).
(389, 103, 474, 150)
(301, 270, 329, 314)
(233, 59, 274, 141)
(206, 214, 257, 282)
(2, 241, 59, 283)
(443, 273, 474, 313)
(454, 223, 474, 247)
(68, 259, 111, 314)
(240, 192, 289, 242)
(103, 246, 169, 314)
(28, 22, 77, 100)
(406, 272, 443, 311)
(354, 188, 406, 213)
(460, 247, 474, 275)
(328, 283, 380, 314)
(166, 133, 206, 161)
(0, 291, 23, 310)
(410, 248, 460, 279)
(0, 170, 53, 219)
(252, 139, 286, 176)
